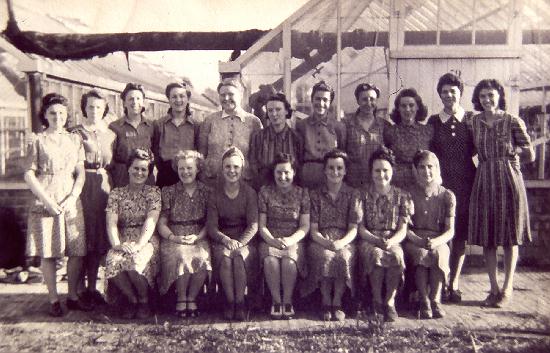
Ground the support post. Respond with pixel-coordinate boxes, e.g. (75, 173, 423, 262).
(26, 72, 43, 133)
(336, 0, 342, 121)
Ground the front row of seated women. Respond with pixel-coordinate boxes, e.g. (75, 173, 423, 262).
(98, 145, 455, 323)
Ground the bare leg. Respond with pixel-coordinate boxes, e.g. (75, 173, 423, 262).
(415, 266, 429, 303)
(127, 271, 149, 303)
(111, 272, 137, 304)
(85, 254, 102, 292)
(175, 274, 191, 302)
(188, 271, 207, 301)
(369, 267, 384, 305)
(449, 239, 466, 291)
(219, 257, 234, 303)
(233, 256, 247, 304)
(281, 258, 297, 304)
(502, 246, 518, 295)
(264, 257, 282, 304)
(41, 258, 59, 303)
(483, 247, 499, 294)
(384, 266, 402, 307)
(67, 256, 84, 300)
(333, 278, 346, 307)
(320, 278, 332, 306)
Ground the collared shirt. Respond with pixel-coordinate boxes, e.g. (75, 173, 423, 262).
(310, 183, 362, 233)
(362, 184, 413, 232)
(383, 122, 433, 164)
(153, 113, 198, 162)
(198, 108, 263, 179)
(295, 115, 346, 162)
(438, 106, 465, 123)
(109, 116, 154, 163)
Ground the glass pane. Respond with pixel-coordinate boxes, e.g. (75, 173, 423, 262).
(403, 0, 438, 45)
(439, 0, 474, 45)
(474, 0, 510, 45)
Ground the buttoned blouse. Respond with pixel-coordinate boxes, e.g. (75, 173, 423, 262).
(409, 184, 456, 233)
(161, 181, 210, 236)
(153, 113, 199, 162)
(310, 183, 362, 233)
(109, 117, 154, 164)
(198, 109, 263, 179)
(362, 185, 412, 232)
(71, 125, 116, 169)
(384, 122, 434, 164)
(296, 115, 346, 162)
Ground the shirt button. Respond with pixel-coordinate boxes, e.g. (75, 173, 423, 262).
(451, 125, 455, 129)
(451, 132, 456, 137)
(425, 197, 429, 200)
(424, 210, 428, 214)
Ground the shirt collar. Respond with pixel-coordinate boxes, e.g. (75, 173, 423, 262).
(221, 107, 246, 122)
(308, 114, 330, 126)
(123, 115, 151, 126)
(167, 113, 194, 126)
(439, 106, 465, 123)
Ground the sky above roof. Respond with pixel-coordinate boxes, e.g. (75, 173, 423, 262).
(0, 0, 309, 91)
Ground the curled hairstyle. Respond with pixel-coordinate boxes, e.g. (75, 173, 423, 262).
(354, 83, 381, 101)
(412, 150, 442, 186)
(270, 152, 297, 184)
(165, 82, 192, 117)
(266, 93, 293, 119)
(121, 83, 146, 115)
(217, 78, 244, 93)
(126, 148, 154, 171)
(221, 146, 245, 168)
(323, 148, 349, 170)
(39, 93, 69, 128)
(436, 73, 464, 95)
(368, 146, 396, 176)
(310, 80, 335, 103)
(80, 89, 110, 118)
(171, 149, 204, 174)
(390, 88, 428, 124)
(471, 79, 506, 111)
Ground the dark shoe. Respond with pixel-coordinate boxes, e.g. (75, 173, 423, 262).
(322, 305, 332, 321)
(282, 303, 295, 320)
(372, 301, 384, 318)
(48, 301, 64, 317)
(484, 292, 500, 308)
(187, 301, 199, 318)
(234, 302, 246, 321)
(121, 303, 136, 319)
(384, 304, 398, 322)
(176, 301, 187, 318)
(333, 306, 346, 321)
(87, 290, 107, 306)
(448, 288, 462, 303)
(270, 303, 283, 320)
(66, 298, 93, 312)
(495, 292, 511, 308)
(431, 301, 445, 319)
(136, 302, 151, 319)
(419, 300, 432, 319)
(224, 302, 235, 320)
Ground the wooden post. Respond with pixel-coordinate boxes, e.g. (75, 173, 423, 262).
(26, 72, 43, 133)
(336, 0, 342, 121)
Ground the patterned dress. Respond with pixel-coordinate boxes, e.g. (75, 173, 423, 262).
(71, 125, 116, 255)
(104, 185, 161, 287)
(25, 132, 86, 258)
(358, 185, 412, 281)
(404, 184, 456, 277)
(468, 112, 532, 247)
(344, 114, 387, 188)
(428, 110, 476, 242)
(258, 184, 310, 276)
(158, 182, 212, 295)
(302, 184, 363, 296)
(384, 123, 434, 190)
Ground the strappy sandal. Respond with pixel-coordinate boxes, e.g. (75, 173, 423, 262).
(176, 300, 188, 318)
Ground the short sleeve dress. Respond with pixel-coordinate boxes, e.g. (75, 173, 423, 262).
(358, 185, 412, 281)
(468, 112, 532, 247)
(104, 185, 161, 288)
(258, 184, 310, 276)
(404, 184, 456, 277)
(384, 123, 434, 190)
(25, 132, 86, 258)
(158, 182, 212, 295)
(302, 184, 363, 296)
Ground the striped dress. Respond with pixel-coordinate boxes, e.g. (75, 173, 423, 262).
(468, 112, 532, 247)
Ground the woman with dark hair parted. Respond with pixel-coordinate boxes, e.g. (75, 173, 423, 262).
(109, 83, 155, 187)
(258, 153, 310, 319)
(469, 79, 534, 308)
(384, 88, 433, 190)
(428, 73, 476, 303)
(153, 82, 199, 188)
(405, 151, 456, 319)
(249, 93, 304, 189)
(104, 148, 161, 319)
(157, 150, 211, 318)
(357, 147, 412, 322)
(207, 147, 259, 321)
(344, 83, 388, 188)
(302, 149, 362, 321)
(70, 89, 116, 307)
(24, 93, 90, 316)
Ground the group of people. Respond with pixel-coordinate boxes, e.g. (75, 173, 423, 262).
(23, 72, 534, 323)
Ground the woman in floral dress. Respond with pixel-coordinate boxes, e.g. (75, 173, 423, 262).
(303, 149, 362, 322)
(384, 88, 433, 190)
(207, 147, 258, 321)
(24, 93, 90, 317)
(357, 147, 412, 322)
(405, 150, 456, 319)
(157, 150, 211, 318)
(104, 148, 161, 319)
(71, 89, 116, 306)
(258, 152, 310, 319)
(468, 79, 534, 308)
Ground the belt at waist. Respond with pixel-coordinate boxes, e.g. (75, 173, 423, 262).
(85, 167, 107, 174)
(170, 217, 206, 227)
